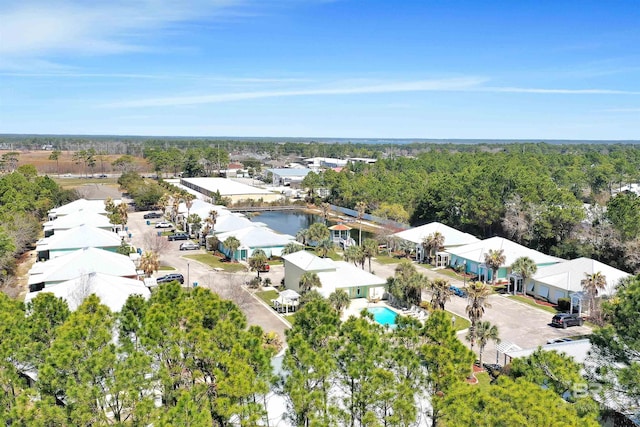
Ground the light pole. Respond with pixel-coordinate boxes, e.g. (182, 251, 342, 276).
(187, 262, 190, 289)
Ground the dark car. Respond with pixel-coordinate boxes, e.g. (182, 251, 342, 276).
(168, 232, 189, 241)
(551, 313, 584, 329)
(144, 212, 163, 219)
(156, 273, 184, 284)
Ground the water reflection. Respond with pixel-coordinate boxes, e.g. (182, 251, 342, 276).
(248, 210, 374, 243)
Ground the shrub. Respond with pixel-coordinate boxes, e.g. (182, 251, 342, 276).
(557, 297, 571, 312)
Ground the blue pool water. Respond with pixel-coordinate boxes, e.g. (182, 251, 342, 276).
(368, 307, 398, 327)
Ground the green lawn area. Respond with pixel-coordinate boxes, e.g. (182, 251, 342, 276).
(183, 254, 247, 272)
(474, 371, 492, 388)
(446, 310, 471, 332)
(52, 177, 119, 188)
(158, 265, 176, 271)
(374, 254, 402, 265)
(256, 290, 279, 306)
(507, 295, 559, 314)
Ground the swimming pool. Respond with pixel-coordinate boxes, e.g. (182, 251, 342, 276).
(368, 307, 398, 327)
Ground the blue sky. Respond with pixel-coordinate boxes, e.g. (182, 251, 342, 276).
(1, 0, 639, 139)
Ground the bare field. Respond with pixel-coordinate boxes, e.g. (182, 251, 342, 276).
(1, 150, 152, 175)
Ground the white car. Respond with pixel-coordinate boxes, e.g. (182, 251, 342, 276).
(179, 241, 200, 251)
(154, 222, 173, 229)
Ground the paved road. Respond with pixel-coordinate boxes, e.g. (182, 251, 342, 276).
(126, 210, 291, 343)
(369, 258, 591, 363)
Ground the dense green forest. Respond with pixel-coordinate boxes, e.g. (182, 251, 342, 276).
(0, 283, 612, 426)
(303, 146, 640, 274)
(0, 167, 77, 289)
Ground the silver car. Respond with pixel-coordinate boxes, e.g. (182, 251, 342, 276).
(179, 241, 200, 251)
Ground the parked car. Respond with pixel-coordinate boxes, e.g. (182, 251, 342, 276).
(168, 232, 189, 241)
(144, 212, 163, 219)
(258, 263, 270, 273)
(155, 221, 173, 228)
(156, 273, 184, 284)
(551, 313, 584, 328)
(179, 241, 200, 251)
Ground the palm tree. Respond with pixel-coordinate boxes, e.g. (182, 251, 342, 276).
(307, 223, 330, 246)
(356, 201, 367, 246)
(299, 272, 321, 294)
(473, 321, 500, 367)
(248, 249, 268, 279)
(484, 249, 506, 284)
(582, 272, 607, 324)
(184, 194, 195, 220)
(171, 192, 181, 222)
(315, 238, 334, 258)
(465, 281, 493, 350)
(328, 289, 351, 315)
(139, 251, 159, 277)
(320, 202, 331, 224)
(282, 242, 303, 255)
(208, 209, 218, 233)
(394, 260, 425, 306)
(510, 256, 537, 295)
(224, 236, 241, 262)
(158, 193, 170, 215)
(295, 229, 308, 246)
(361, 238, 378, 272)
(430, 231, 445, 264)
(344, 244, 365, 268)
(428, 277, 453, 310)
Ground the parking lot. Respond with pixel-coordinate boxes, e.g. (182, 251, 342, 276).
(369, 258, 591, 361)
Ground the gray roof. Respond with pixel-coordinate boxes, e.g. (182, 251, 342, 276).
(36, 224, 122, 252)
(282, 250, 336, 271)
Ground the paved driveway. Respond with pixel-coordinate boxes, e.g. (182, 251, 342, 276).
(370, 258, 591, 363)
(127, 210, 290, 342)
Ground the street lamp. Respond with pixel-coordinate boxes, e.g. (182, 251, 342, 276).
(187, 262, 190, 289)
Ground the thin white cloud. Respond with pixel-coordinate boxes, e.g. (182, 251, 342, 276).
(101, 78, 640, 108)
(0, 0, 248, 68)
(480, 86, 640, 95)
(0, 71, 311, 83)
(102, 77, 487, 107)
(599, 107, 640, 113)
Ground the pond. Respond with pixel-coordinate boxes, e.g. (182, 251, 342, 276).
(248, 210, 375, 243)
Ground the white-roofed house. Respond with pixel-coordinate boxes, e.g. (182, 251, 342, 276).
(282, 251, 387, 300)
(530, 257, 631, 306)
(42, 210, 116, 237)
(217, 226, 296, 260)
(180, 177, 282, 203)
(35, 224, 123, 260)
(267, 168, 312, 186)
(446, 236, 564, 284)
(393, 221, 480, 264)
(25, 272, 150, 312)
(47, 198, 120, 220)
(213, 214, 265, 234)
(27, 247, 138, 292)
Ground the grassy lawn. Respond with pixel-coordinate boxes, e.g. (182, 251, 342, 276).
(374, 254, 402, 265)
(446, 310, 471, 332)
(183, 254, 247, 272)
(256, 290, 280, 306)
(507, 295, 559, 314)
(474, 371, 492, 388)
(52, 177, 119, 188)
(158, 265, 176, 271)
